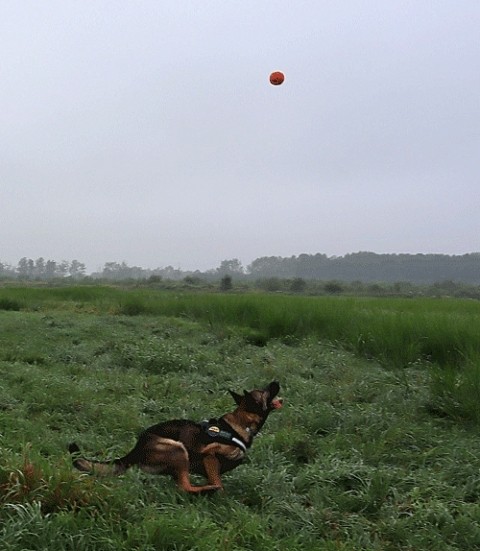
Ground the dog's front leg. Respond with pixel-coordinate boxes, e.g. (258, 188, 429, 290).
(202, 453, 223, 490)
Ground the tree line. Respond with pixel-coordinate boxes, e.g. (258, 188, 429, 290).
(244, 252, 480, 285)
(0, 258, 86, 280)
(1, 252, 480, 285)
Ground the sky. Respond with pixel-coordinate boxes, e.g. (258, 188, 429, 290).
(1, 1, 479, 273)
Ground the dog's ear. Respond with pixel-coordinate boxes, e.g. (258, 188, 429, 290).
(229, 390, 243, 405)
(266, 381, 280, 397)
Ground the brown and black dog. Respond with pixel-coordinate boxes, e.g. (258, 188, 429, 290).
(69, 381, 282, 494)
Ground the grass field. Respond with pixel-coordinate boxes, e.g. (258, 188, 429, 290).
(1, 286, 480, 550)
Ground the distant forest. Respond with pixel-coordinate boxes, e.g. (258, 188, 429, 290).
(1, 252, 480, 285)
(245, 253, 480, 285)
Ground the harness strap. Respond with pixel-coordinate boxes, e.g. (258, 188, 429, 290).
(199, 419, 248, 453)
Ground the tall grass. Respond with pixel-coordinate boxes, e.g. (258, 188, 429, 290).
(2, 286, 480, 369)
(429, 356, 480, 423)
(2, 285, 480, 423)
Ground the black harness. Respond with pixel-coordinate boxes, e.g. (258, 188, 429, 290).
(199, 418, 248, 453)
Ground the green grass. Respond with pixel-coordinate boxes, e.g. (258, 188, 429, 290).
(1, 286, 480, 549)
(3, 285, 480, 367)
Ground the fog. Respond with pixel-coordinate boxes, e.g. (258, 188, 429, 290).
(1, 1, 479, 272)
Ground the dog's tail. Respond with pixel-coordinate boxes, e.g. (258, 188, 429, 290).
(68, 443, 128, 476)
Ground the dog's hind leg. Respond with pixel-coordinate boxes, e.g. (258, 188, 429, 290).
(140, 437, 222, 494)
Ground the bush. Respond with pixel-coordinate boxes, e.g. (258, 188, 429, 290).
(118, 297, 149, 316)
(324, 281, 343, 294)
(220, 275, 232, 291)
(256, 277, 282, 292)
(184, 276, 203, 285)
(0, 298, 21, 311)
(290, 278, 307, 293)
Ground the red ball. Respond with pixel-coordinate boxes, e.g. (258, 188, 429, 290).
(269, 71, 285, 86)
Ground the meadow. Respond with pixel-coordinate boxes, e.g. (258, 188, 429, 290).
(1, 285, 480, 550)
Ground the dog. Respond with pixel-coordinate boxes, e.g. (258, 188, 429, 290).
(69, 381, 282, 494)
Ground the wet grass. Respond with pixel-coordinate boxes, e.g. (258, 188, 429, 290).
(1, 287, 480, 549)
(3, 285, 480, 369)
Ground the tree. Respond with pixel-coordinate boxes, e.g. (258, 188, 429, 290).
(69, 260, 86, 279)
(220, 274, 233, 291)
(35, 257, 46, 279)
(17, 257, 30, 279)
(217, 259, 244, 276)
(247, 256, 283, 278)
(57, 261, 70, 278)
(45, 260, 57, 279)
(0, 262, 15, 278)
(27, 259, 35, 278)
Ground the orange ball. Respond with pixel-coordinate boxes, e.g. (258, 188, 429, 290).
(269, 71, 285, 86)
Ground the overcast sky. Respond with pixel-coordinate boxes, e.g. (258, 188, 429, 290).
(1, 1, 479, 272)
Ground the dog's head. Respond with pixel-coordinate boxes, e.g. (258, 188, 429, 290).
(229, 381, 283, 415)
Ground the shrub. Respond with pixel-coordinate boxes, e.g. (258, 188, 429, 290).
(324, 281, 343, 294)
(118, 297, 149, 316)
(256, 277, 282, 292)
(220, 275, 232, 291)
(184, 276, 202, 285)
(290, 278, 307, 293)
(0, 298, 21, 311)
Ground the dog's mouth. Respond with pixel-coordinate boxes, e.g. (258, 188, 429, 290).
(270, 398, 283, 410)
(265, 381, 282, 410)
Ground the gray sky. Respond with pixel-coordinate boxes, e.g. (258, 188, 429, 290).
(1, 1, 479, 272)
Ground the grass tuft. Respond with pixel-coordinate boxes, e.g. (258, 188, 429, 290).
(428, 359, 480, 424)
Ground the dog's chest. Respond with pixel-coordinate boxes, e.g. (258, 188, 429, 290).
(223, 446, 245, 462)
(217, 447, 246, 474)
